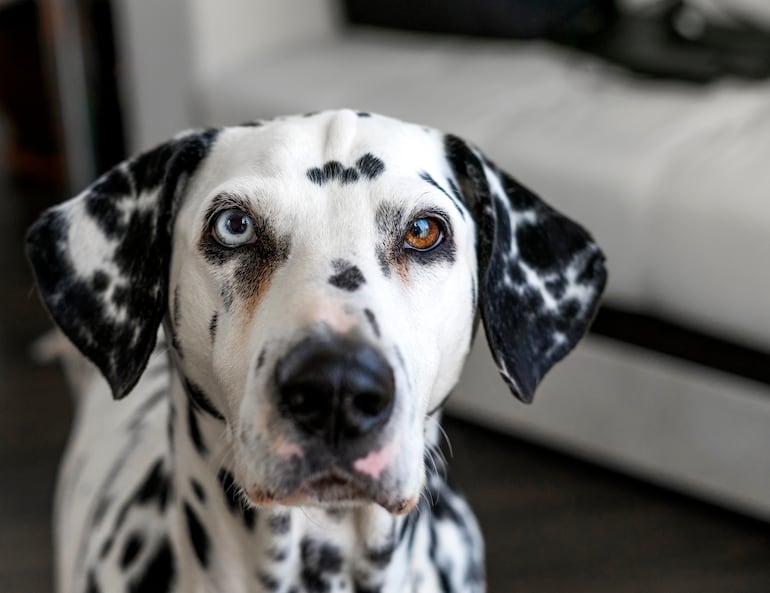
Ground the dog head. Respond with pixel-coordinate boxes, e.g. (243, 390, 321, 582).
(27, 110, 606, 514)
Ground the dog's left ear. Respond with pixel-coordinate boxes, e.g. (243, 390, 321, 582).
(445, 135, 607, 403)
(26, 129, 219, 399)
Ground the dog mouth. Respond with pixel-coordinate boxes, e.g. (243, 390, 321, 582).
(244, 469, 416, 514)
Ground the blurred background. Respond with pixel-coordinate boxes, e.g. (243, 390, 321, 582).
(2, 0, 770, 591)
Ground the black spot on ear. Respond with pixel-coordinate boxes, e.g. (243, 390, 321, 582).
(239, 120, 264, 127)
(92, 270, 110, 293)
(208, 313, 218, 344)
(121, 532, 145, 570)
(303, 111, 319, 118)
(85, 169, 132, 238)
(357, 112, 371, 117)
(184, 379, 225, 421)
(328, 259, 366, 292)
(184, 502, 210, 568)
(128, 537, 175, 593)
(517, 216, 590, 272)
(364, 309, 380, 338)
(356, 153, 385, 180)
(546, 277, 567, 299)
(187, 400, 207, 455)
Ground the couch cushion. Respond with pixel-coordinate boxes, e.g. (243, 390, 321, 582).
(196, 29, 770, 349)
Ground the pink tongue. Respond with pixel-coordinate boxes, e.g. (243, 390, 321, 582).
(353, 443, 394, 480)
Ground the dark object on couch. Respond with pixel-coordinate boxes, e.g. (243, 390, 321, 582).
(343, 0, 770, 82)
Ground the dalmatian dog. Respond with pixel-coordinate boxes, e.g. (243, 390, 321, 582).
(27, 110, 606, 593)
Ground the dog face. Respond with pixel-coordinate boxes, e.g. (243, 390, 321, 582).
(26, 110, 606, 514)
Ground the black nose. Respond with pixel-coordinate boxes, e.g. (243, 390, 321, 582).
(274, 336, 395, 443)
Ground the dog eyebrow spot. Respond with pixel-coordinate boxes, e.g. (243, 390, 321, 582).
(356, 153, 385, 180)
(306, 153, 385, 186)
(328, 259, 366, 291)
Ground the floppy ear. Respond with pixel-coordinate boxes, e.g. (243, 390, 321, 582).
(445, 135, 607, 403)
(26, 129, 219, 399)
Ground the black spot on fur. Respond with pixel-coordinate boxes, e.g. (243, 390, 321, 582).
(121, 532, 145, 569)
(418, 171, 465, 219)
(366, 543, 395, 568)
(136, 459, 170, 509)
(209, 313, 218, 344)
(187, 400, 207, 455)
(301, 538, 343, 593)
(256, 348, 267, 370)
(342, 167, 360, 184)
(85, 168, 131, 238)
(364, 309, 380, 338)
(92, 270, 110, 293)
(324, 161, 344, 181)
(546, 277, 567, 299)
(258, 572, 280, 591)
(85, 571, 101, 593)
(239, 120, 264, 127)
(216, 468, 256, 529)
(357, 111, 371, 117)
(191, 479, 206, 502)
(184, 379, 224, 421)
(128, 538, 175, 593)
(307, 168, 325, 186)
(269, 512, 291, 534)
(184, 502, 210, 568)
(268, 546, 289, 562)
(99, 536, 114, 560)
(328, 259, 366, 291)
(218, 468, 241, 513)
(170, 286, 183, 357)
(356, 154, 384, 180)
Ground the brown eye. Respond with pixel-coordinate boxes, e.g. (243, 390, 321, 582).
(404, 217, 443, 251)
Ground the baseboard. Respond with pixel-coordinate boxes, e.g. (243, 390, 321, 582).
(449, 334, 770, 521)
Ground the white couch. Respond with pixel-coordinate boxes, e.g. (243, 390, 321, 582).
(113, 0, 770, 519)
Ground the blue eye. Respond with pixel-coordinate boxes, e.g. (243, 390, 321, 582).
(213, 209, 255, 246)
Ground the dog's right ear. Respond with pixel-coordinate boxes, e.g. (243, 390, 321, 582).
(26, 129, 219, 399)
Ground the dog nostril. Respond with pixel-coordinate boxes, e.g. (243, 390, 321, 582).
(352, 391, 390, 417)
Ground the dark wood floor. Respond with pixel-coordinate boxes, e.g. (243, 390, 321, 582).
(3, 173, 770, 593)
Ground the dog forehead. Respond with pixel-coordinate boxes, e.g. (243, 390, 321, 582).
(203, 111, 447, 183)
